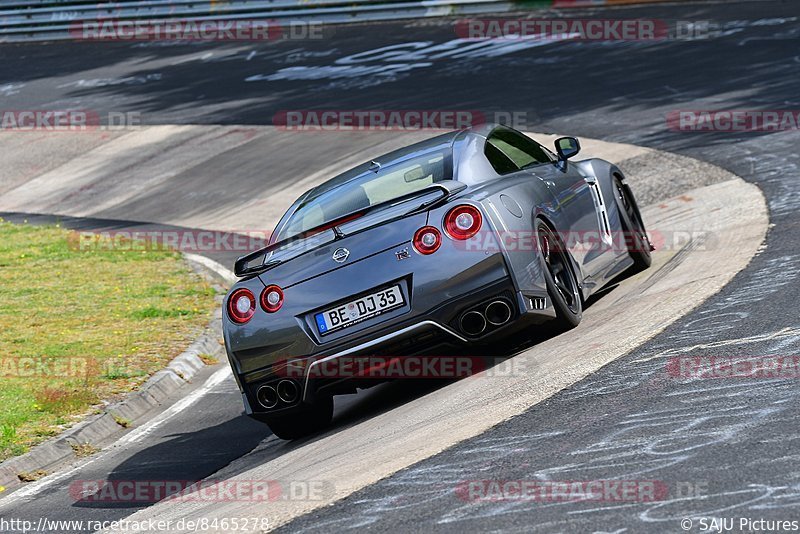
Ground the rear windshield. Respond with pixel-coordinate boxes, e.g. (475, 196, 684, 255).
(277, 149, 452, 241)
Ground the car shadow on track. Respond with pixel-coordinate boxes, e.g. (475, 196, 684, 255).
(71, 415, 270, 510)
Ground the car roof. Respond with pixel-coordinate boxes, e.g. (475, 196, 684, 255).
(306, 123, 498, 195)
(302, 127, 487, 200)
(270, 124, 503, 242)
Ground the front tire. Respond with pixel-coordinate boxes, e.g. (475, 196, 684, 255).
(536, 219, 582, 332)
(265, 395, 333, 440)
(614, 177, 652, 272)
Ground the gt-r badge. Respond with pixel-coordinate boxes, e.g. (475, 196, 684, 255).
(332, 247, 350, 263)
(395, 248, 410, 261)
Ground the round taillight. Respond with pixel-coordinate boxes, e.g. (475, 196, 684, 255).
(444, 205, 482, 240)
(228, 288, 255, 324)
(260, 285, 284, 313)
(413, 226, 442, 255)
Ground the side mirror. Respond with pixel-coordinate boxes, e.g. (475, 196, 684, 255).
(555, 137, 581, 161)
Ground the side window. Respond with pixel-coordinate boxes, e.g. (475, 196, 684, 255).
(485, 141, 519, 175)
(486, 128, 554, 172)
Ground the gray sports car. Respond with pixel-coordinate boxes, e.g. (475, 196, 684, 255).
(223, 124, 651, 439)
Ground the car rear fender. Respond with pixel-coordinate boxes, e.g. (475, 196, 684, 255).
(456, 175, 559, 296)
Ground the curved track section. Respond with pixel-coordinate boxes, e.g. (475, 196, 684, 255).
(0, 126, 766, 530)
(1, 0, 796, 531)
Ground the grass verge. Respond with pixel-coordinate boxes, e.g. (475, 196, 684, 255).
(0, 220, 217, 461)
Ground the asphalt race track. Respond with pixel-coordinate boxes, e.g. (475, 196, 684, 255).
(1, 0, 799, 532)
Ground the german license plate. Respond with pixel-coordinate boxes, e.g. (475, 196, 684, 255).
(315, 285, 404, 335)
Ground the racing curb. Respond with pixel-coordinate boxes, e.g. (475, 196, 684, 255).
(0, 254, 232, 495)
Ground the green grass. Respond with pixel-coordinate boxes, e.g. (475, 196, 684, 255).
(0, 220, 217, 461)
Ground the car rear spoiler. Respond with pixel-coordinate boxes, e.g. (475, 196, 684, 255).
(233, 180, 466, 278)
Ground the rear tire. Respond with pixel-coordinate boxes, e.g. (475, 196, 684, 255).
(265, 396, 333, 440)
(614, 177, 652, 272)
(536, 219, 582, 332)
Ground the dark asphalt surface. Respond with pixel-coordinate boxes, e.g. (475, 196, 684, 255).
(1, 0, 799, 532)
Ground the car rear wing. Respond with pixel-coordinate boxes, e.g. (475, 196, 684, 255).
(233, 181, 466, 278)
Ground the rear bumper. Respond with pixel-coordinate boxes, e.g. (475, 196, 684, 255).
(237, 276, 555, 420)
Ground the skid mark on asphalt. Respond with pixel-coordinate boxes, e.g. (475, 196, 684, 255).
(621, 237, 698, 299)
(57, 74, 163, 89)
(744, 151, 800, 219)
(0, 83, 24, 96)
(244, 34, 580, 90)
(631, 326, 800, 362)
(699, 255, 800, 312)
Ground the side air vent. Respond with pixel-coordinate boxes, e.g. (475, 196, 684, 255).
(530, 297, 547, 310)
(586, 180, 613, 244)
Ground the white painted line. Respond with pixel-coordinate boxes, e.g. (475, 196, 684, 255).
(184, 252, 237, 286)
(118, 366, 231, 446)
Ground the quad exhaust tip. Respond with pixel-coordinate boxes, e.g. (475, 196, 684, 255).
(485, 300, 512, 326)
(460, 310, 487, 336)
(277, 379, 299, 404)
(256, 385, 279, 409)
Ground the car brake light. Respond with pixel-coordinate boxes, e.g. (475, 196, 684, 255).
(261, 285, 284, 313)
(413, 226, 442, 255)
(228, 288, 255, 324)
(444, 205, 482, 240)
